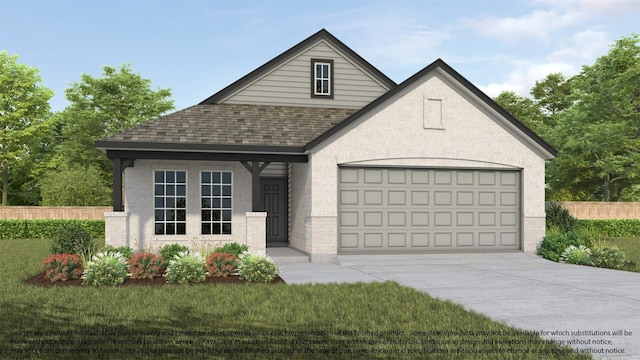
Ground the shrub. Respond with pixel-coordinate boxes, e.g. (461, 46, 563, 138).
(213, 242, 249, 257)
(537, 230, 583, 262)
(0, 220, 105, 240)
(160, 243, 190, 266)
(589, 246, 626, 270)
(206, 252, 239, 277)
(82, 251, 128, 285)
(559, 245, 591, 265)
(103, 245, 132, 259)
(236, 252, 280, 283)
(128, 252, 164, 279)
(165, 251, 206, 284)
(42, 253, 84, 282)
(578, 219, 640, 238)
(546, 202, 577, 232)
(51, 223, 97, 259)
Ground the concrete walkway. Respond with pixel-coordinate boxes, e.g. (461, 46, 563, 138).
(268, 249, 640, 359)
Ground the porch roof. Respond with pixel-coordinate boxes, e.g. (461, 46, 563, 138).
(95, 103, 357, 153)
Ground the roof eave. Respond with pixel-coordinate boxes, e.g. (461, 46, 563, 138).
(95, 140, 307, 155)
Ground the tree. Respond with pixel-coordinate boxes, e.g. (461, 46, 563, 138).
(530, 73, 574, 121)
(547, 34, 640, 201)
(48, 64, 174, 191)
(0, 51, 54, 205)
(40, 165, 111, 206)
(493, 91, 547, 137)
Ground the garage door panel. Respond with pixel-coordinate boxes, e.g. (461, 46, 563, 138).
(338, 168, 520, 253)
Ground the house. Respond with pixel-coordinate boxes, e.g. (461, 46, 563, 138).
(96, 29, 556, 262)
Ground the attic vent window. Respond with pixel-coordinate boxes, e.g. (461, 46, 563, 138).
(311, 59, 334, 98)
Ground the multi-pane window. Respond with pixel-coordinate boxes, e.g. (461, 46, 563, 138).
(154, 171, 186, 235)
(311, 59, 333, 98)
(201, 171, 232, 235)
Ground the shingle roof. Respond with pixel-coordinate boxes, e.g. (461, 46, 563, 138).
(96, 103, 357, 151)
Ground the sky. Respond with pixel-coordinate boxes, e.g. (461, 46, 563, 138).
(1, 0, 639, 113)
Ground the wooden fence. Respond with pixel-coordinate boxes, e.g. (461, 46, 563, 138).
(0, 206, 112, 220)
(558, 202, 640, 220)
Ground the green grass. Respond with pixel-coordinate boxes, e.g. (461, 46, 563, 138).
(606, 237, 640, 272)
(0, 239, 590, 359)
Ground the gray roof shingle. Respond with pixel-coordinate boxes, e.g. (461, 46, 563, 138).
(97, 104, 357, 150)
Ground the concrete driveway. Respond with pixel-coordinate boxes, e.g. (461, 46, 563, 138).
(270, 250, 640, 359)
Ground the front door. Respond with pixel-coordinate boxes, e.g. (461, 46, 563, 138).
(260, 178, 288, 246)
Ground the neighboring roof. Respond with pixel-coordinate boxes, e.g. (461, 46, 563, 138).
(95, 104, 357, 153)
(305, 58, 558, 158)
(199, 28, 397, 105)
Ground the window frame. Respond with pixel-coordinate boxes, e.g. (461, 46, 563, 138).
(200, 170, 233, 235)
(153, 170, 187, 236)
(310, 58, 334, 99)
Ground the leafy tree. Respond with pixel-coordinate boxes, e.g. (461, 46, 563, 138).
(51, 64, 174, 176)
(530, 73, 574, 121)
(493, 91, 547, 137)
(547, 34, 640, 201)
(0, 51, 54, 206)
(40, 165, 111, 206)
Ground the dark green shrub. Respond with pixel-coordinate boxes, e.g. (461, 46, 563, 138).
(51, 223, 97, 259)
(578, 219, 640, 238)
(537, 230, 583, 262)
(159, 243, 189, 265)
(590, 246, 626, 269)
(213, 242, 249, 257)
(0, 220, 104, 240)
(546, 202, 577, 232)
(103, 245, 132, 259)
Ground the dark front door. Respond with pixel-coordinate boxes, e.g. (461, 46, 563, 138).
(260, 178, 288, 246)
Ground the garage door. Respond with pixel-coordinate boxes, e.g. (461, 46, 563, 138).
(338, 167, 520, 253)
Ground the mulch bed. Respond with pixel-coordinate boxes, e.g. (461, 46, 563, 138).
(25, 273, 285, 287)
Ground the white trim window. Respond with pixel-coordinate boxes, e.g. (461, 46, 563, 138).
(201, 171, 232, 235)
(154, 170, 187, 235)
(311, 59, 333, 98)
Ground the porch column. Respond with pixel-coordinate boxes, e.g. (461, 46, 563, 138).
(113, 158, 123, 211)
(245, 212, 267, 255)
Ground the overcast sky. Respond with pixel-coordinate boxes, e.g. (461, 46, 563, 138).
(1, 0, 639, 112)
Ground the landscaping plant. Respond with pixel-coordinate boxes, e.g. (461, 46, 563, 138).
(42, 253, 84, 282)
(236, 251, 280, 283)
(559, 245, 591, 265)
(159, 243, 190, 265)
(205, 252, 238, 277)
(545, 202, 578, 232)
(164, 251, 206, 284)
(128, 252, 164, 279)
(82, 251, 128, 285)
(213, 242, 249, 257)
(537, 230, 584, 262)
(103, 245, 132, 259)
(589, 245, 626, 270)
(51, 223, 97, 259)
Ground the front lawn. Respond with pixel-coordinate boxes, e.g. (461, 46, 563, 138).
(606, 237, 640, 272)
(0, 239, 589, 359)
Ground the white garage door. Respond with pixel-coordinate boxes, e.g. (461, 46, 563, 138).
(338, 167, 521, 253)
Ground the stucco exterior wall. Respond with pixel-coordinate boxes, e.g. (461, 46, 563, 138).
(289, 162, 311, 254)
(122, 160, 252, 252)
(305, 71, 548, 257)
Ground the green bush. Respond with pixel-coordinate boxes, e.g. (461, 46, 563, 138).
(164, 251, 206, 284)
(0, 220, 105, 240)
(590, 246, 626, 270)
(537, 230, 583, 262)
(51, 223, 97, 259)
(559, 245, 591, 265)
(82, 251, 128, 285)
(236, 252, 280, 283)
(578, 219, 640, 238)
(206, 252, 238, 277)
(42, 253, 84, 282)
(128, 252, 164, 279)
(103, 245, 132, 259)
(213, 242, 249, 257)
(159, 243, 190, 266)
(546, 202, 577, 232)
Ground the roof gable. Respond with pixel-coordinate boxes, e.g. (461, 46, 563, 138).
(200, 29, 396, 107)
(305, 59, 557, 159)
